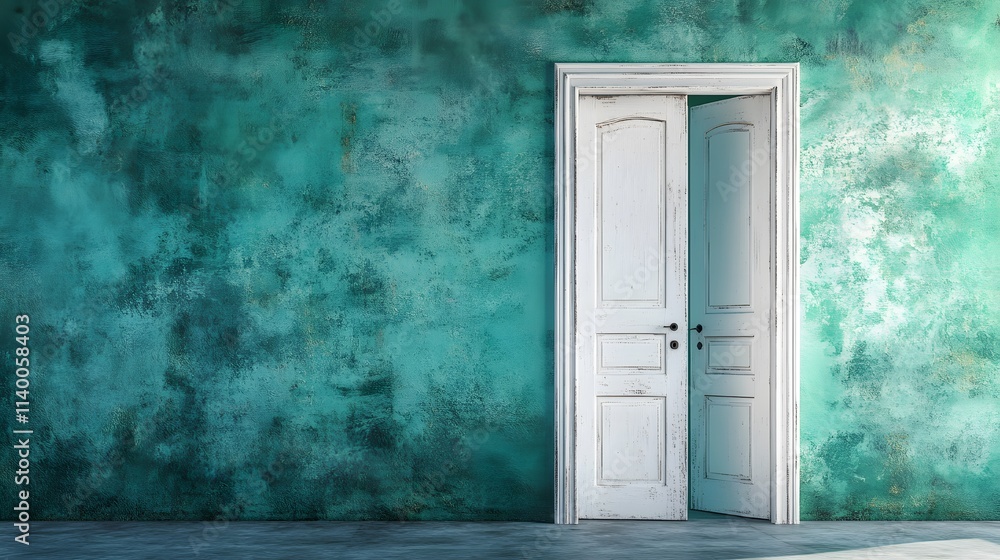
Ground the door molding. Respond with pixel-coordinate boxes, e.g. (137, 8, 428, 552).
(554, 63, 800, 525)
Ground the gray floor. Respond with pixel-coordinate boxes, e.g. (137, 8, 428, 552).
(3, 512, 999, 559)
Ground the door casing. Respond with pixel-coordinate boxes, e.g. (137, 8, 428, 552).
(554, 63, 800, 525)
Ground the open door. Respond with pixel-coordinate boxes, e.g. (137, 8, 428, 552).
(555, 63, 800, 526)
(689, 95, 773, 519)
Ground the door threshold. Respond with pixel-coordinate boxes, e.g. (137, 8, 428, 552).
(687, 510, 769, 522)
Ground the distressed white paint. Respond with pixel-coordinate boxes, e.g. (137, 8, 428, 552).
(554, 63, 800, 525)
(598, 398, 665, 483)
(690, 95, 772, 519)
(598, 118, 666, 308)
(575, 94, 688, 520)
(599, 334, 665, 372)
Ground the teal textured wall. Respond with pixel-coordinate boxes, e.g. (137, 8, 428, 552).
(1, 0, 999, 521)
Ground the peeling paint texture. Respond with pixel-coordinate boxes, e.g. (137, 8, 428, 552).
(1, 0, 999, 521)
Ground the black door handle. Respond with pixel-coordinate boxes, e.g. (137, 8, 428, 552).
(689, 324, 702, 333)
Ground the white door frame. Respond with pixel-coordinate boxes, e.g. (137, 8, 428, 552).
(554, 63, 800, 525)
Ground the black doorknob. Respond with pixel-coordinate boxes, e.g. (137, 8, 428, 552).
(690, 324, 703, 333)
(664, 323, 678, 331)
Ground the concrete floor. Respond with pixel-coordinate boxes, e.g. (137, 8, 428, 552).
(3, 512, 999, 559)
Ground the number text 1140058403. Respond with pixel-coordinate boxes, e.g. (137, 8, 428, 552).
(13, 314, 32, 546)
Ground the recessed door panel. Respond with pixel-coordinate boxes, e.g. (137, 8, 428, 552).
(598, 120, 666, 308)
(705, 396, 753, 481)
(706, 126, 753, 311)
(598, 398, 665, 483)
(599, 334, 665, 373)
(706, 337, 753, 373)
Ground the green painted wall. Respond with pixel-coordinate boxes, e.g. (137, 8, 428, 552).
(1, 0, 999, 521)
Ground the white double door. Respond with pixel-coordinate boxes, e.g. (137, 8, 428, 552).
(575, 94, 773, 520)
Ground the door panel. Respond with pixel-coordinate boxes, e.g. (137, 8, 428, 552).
(576, 94, 688, 520)
(690, 95, 773, 519)
(706, 126, 754, 310)
(706, 338, 753, 372)
(599, 334, 665, 372)
(599, 119, 666, 307)
(598, 397, 665, 483)
(704, 396, 753, 481)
